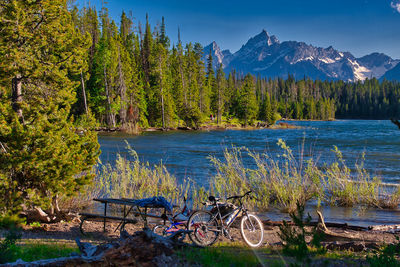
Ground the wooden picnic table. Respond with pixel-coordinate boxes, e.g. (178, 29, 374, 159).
(79, 198, 171, 235)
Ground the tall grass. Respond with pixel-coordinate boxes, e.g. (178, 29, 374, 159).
(67, 140, 400, 213)
(323, 146, 400, 208)
(63, 142, 199, 210)
(209, 140, 400, 211)
(210, 140, 323, 212)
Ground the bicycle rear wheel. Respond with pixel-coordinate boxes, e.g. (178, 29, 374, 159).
(153, 224, 168, 236)
(187, 210, 219, 247)
(240, 214, 264, 247)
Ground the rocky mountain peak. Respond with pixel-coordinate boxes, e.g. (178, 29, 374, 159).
(204, 30, 399, 81)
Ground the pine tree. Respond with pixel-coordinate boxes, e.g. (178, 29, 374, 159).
(0, 0, 100, 218)
(214, 64, 226, 125)
(159, 16, 170, 48)
(237, 74, 258, 126)
(206, 48, 215, 118)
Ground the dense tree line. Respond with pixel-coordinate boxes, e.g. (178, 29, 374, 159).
(70, 6, 337, 129)
(71, 6, 400, 129)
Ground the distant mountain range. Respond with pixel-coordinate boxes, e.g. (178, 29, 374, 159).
(203, 30, 400, 82)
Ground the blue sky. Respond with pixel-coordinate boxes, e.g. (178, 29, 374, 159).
(74, 0, 400, 58)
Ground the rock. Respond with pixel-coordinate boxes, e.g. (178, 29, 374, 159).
(325, 241, 380, 252)
(177, 126, 191, 131)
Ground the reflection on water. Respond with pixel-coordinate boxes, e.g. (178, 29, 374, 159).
(98, 120, 400, 225)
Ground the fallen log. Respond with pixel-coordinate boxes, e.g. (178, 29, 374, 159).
(316, 211, 376, 242)
(262, 219, 367, 231)
(368, 224, 400, 233)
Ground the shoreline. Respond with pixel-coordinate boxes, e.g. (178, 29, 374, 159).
(95, 121, 300, 134)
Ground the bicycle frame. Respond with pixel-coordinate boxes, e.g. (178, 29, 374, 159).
(201, 196, 256, 237)
(158, 197, 191, 235)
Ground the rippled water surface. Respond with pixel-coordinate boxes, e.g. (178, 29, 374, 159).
(98, 120, 400, 226)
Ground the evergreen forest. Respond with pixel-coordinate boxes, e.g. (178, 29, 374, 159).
(66, 6, 400, 130)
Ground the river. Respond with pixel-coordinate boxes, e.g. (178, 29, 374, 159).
(98, 120, 400, 226)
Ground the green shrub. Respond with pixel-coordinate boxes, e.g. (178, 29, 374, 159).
(367, 237, 400, 267)
(278, 202, 326, 264)
(0, 227, 22, 264)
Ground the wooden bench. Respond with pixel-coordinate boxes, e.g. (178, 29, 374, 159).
(79, 212, 138, 235)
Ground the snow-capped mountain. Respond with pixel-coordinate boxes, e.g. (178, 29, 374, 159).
(203, 30, 399, 81)
(203, 41, 232, 68)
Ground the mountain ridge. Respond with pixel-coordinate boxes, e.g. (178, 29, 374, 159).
(203, 30, 399, 81)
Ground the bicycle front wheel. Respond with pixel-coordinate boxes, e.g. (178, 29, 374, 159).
(187, 210, 219, 247)
(240, 214, 264, 247)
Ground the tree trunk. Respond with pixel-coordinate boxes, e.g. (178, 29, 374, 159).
(159, 55, 165, 129)
(12, 75, 23, 121)
(118, 49, 127, 126)
(104, 62, 115, 127)
(51, 195, 61, 215)
(80, 70, 88, 115)
(217, 87, 221, 125)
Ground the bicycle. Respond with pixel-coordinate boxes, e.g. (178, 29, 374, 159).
(152, 196, 192, 241)
(187, 190, 264, 247)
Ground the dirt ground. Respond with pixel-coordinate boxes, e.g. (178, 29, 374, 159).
(2, 217, 398, 249)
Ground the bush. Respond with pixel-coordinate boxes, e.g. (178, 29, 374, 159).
(367, 237, 400, 267)
(0, 227, 22, 264)
(278, 202, 325, 264)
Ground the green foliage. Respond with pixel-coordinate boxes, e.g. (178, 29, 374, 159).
(367, 237, 400, 267)
(29, 222, 42, 228)
(179, 243, 265, 267)
(0, 237, 78, 264)
(0, 214, 25, 229)
(237, 74, 259, 126)
(278, 202, 326, 264)
(0, 0, 100, 217)
(0, 227, 22, 264)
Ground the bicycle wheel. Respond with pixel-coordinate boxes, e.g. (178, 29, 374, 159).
(187, 210, 219, 247)
(153, 224, 168, 236)
(240, 214, 264, 247)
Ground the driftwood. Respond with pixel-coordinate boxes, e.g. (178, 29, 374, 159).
(368, 224, 400, 233)
(263, 219, 367, 231)
(391, 118, 400, 129)
(316, 211, 376, 242)
(23, 208, 79, 224)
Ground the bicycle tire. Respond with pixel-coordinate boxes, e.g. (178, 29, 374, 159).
(240, 213, 264, 247)
(187, 210, 219, 247)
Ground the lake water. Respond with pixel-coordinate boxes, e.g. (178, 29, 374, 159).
(98, 120, 400, 226)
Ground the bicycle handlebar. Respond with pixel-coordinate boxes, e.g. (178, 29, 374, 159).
(226, 190, 253, 200)
(203, 191, 256, 206)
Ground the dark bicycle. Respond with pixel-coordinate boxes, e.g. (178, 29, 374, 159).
(187, 191, 264, 247)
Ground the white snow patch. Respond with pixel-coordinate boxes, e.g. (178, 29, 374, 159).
(292, 56, 314, 64)
(348, 59, 370, 81)
(320, 57, 336, 64)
